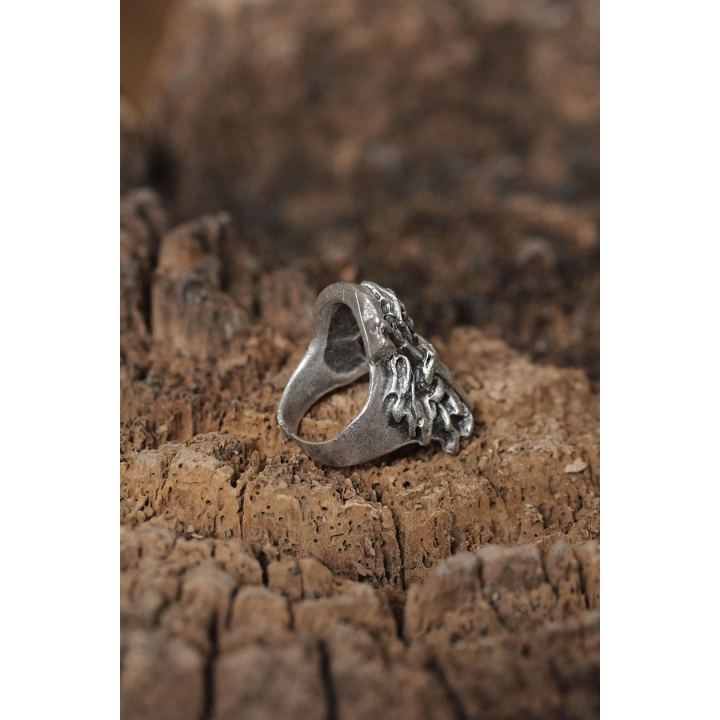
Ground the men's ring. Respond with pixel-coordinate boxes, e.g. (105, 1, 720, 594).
(277, 281, 474, 466)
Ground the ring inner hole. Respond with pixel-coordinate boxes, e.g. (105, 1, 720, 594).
(323, 304, 367, 374)
(296, 304, 369, 441)
(297, 377, 370, 442)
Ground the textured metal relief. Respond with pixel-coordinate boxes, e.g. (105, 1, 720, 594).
(361, 282, 473, 453)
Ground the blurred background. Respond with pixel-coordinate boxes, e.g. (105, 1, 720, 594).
(121, 0, 599, 383)
(121, 0, 175, 106)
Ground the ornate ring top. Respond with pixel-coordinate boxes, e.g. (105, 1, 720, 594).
(361, 282, 473, 453)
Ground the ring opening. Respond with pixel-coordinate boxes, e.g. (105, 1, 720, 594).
(323, 303, 367, 374)
(297, 377, 370, 442)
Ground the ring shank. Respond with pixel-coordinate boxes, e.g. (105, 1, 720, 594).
(277, 286, 415, 466)
(278, 358, 412, 466)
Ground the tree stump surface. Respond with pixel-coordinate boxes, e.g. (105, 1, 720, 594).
(121, 1, 599, 718)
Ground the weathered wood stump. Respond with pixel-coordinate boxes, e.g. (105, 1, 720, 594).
(121, 1, 599, 717)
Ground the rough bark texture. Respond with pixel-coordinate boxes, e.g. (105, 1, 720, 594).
(121, 1, 599, 718)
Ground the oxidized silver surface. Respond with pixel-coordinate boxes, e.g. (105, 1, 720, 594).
(277, 281, 473, 466)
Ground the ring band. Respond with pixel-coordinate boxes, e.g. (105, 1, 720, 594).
(277, 281, 473, 466)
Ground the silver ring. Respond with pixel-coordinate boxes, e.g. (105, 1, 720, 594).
(277, 281, 473, 466)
